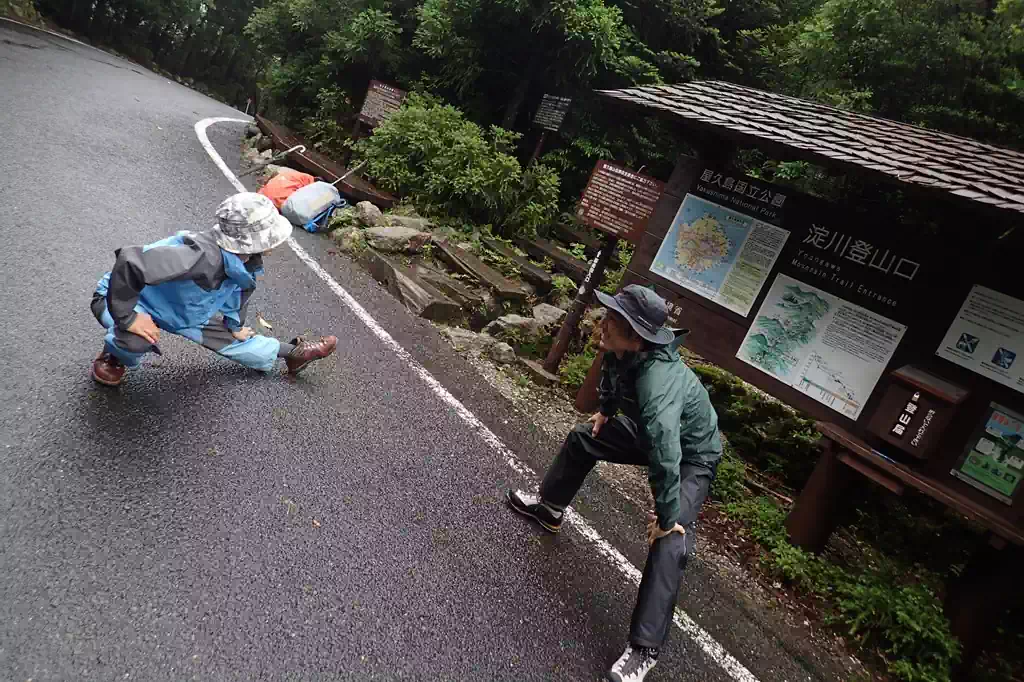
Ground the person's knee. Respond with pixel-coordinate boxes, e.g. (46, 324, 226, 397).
(112, 331, 151, 354)
(565, 423, 598, 453)
(570, 422, 596, 441)
(650, 530, 689, 566)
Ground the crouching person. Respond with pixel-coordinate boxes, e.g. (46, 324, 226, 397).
(90, 192, 337, 386)
(507, 285, 722, 682)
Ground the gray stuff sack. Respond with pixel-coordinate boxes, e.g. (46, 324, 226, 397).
(280, 181, 344, 227)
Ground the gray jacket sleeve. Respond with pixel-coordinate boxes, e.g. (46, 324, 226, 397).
(106, 243, 204, 329)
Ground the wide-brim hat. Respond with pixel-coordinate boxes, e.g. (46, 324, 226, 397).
(595, 285, 676, 346)
(213, 192, 293, 255)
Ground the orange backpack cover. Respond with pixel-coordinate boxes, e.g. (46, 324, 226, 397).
(258, 169, 316, 209)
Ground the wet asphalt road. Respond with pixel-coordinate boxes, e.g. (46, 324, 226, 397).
(0, 20, 839, 682)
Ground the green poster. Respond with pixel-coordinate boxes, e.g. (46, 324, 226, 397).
(952, 404, 1024, 505)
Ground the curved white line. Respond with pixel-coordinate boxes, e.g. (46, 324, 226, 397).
(194, 117, 759, 682)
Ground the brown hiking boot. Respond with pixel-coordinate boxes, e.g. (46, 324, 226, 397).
(92, 351, 126, 386)
(285, 336, 337, 375)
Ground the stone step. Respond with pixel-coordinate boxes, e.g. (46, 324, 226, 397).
(413, 265, 487, 309)
(479, 238, 553, 293)
(516, 238, 589, 284)
(364, 251, 463, 323)
(433, 239, 528, 301)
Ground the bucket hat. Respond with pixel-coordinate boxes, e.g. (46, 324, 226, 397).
(595, 284, 676, 346)
(214, 192, 293, 255)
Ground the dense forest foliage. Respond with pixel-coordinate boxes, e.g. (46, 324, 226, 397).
(32, 0, 1024, 199)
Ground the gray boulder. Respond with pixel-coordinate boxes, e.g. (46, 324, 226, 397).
(388, 215, 433, 231)
(441, 327, 497, 355)
(532, 303, 567, 329)
(364, 226, 432, 254)
(486, 314, 540, 339)
(356, 201, 384, 228)
(488, 342, 517, 364)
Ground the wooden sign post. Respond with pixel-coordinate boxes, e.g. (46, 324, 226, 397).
(346, 80, 407, 164)
(528, 94, 571, 165)
(542, 161, 664, 374)
(358, 80, 407, 128)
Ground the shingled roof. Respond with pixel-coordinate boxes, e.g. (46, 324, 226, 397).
(597, 80, 1024, 217)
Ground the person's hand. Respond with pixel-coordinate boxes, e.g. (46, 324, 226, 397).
(588, 412, 609, 437)
(231, 327, 255, 342)
(646, 511, 685, 546)
(127, 312, 160, 344)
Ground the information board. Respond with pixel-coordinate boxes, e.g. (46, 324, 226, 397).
(736, 274, 907, 420)
(533, 95, 572, 131)
(937, 285, 1024, 396)
(650, 194, 789, 316)
(577, 161, 664, 243)
(951, 402, 1024, 505)
(358, 81, 407, 127)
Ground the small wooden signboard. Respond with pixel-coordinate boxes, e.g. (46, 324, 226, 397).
(866, 365, 970, 460)
(358, 81, 407, 128)
(576, 161, 664, 244)
(533, 95, 572, 132)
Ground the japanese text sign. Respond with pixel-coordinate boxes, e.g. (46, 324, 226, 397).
(533, 95, 572, 132)
(358, 81, 407, 128)
(577, 161, 664, 243)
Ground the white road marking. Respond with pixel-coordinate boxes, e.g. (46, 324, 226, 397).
(195, 117, 760, 682)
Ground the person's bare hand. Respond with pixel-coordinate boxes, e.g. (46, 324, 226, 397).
(231, 327, 255, 342)
(127, 313, 160, 344)
(646, 511, 685, 546)
(588, 412, 609, 437)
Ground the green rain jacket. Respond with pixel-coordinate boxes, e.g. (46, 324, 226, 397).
(598, 332, 723, 530)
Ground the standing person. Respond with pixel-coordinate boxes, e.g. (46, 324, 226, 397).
(90, 192, 337, 386)
(507, 285, 722, 682)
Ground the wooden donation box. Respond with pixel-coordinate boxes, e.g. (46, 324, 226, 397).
(866, 365, 970, 461)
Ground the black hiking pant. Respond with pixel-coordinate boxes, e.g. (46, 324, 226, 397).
(540, 416, 713, 649)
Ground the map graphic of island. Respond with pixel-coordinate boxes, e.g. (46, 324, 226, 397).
(674, 214, 733, 274)
(740, 283, 831, 381)
(651, 196, 750, 295)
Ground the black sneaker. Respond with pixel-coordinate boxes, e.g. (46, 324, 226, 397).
(608, 644, 658, 682)
(506, 490, 563, 533)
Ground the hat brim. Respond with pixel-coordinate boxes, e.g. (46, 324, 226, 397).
(215, 212, 293, 255)
(595, 290, 676, 345)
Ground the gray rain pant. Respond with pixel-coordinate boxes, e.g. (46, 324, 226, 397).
(539, 416, 713, 649)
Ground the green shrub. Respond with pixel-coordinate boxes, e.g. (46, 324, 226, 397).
(710, 448, 747, 504)
(302, 86, 355, 158)
(327, 207, 359, 230)
(692, 364, 821, 489)
(551, 275, 577, 299)
(559, 342, 598, 391)
(838, 580, 961, 682)
(354, 93, 560, 239)
(599, 241, 633, 295)
(726, 497, 961, 682)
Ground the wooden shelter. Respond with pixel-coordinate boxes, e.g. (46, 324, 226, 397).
(587, 80, 1024, 675)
